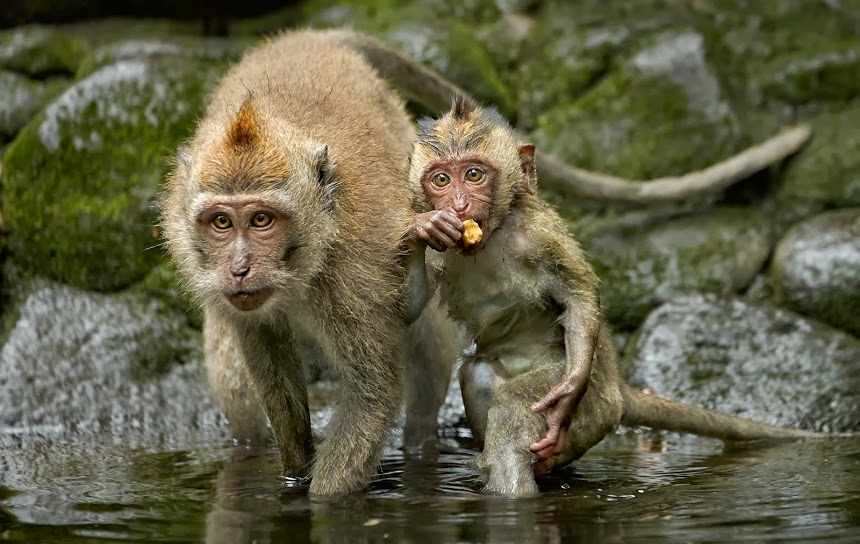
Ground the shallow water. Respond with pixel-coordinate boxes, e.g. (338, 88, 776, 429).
(1, 431, 858, 544)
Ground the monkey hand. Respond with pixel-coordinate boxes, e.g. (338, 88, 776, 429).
(532, 426, 569, 475)
(529, 383, 581, 458)
(412, 209, 463, 252)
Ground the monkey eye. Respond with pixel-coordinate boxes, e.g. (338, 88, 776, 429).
(465, 168, 484, 183)
(250, 212, 273, 228)
(211, 214, 233, 230)
(431, 172, 451, 187)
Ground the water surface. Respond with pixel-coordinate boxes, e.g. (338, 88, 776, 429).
(2, 431, 858, 543)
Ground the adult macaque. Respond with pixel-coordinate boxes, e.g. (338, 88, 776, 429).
(160, 29, 454, 496)
(409, 97, 821, 495)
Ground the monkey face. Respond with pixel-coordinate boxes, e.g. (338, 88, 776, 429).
(193, 195, 298, 311)
(420, 156, 497, 255)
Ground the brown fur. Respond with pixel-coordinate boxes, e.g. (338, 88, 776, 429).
(410, 99, 820, 496)
(160, 29, 455, 496)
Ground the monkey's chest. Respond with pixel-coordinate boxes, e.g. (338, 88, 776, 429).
(438, 248, 559, 360)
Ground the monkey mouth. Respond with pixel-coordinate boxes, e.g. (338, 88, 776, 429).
(225, 288, 274, 311)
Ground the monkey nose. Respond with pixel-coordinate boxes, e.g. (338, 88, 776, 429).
(231, 265, 250, 278)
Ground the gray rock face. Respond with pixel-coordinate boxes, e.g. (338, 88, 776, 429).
(0, 278, 228, 445)
(0, 71, 66, 139)
(531, 27, 741, 180)
(624, 295, 860, 433)
(581, 207, 771, 329)
(770, 208, 860, 337)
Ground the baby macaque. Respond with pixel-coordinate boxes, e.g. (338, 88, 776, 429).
(410, 97, 820, 495)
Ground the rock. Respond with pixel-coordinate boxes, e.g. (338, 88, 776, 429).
(2, 55, 229, 291)
(0, 70, 67, 139)
(580, 206, 771, 330)
(624, 295, 860, 433)
(0, 277, 226, 442)
(696, 0, 860, 111)
(302, 1, 515, 117)
(531, 27, 742, 180)
(76, 36, 254, 78)
(0, 25, 87, 76)
(772, 106, 860, 229)
(770, 208, 860, 337)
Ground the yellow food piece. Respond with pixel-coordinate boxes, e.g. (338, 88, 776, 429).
(462, 219, 483, 247)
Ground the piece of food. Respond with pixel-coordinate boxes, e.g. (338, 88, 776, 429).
(462, 219, 483, 247)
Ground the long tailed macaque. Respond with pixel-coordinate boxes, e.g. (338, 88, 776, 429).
(409, 97, 822, 495)
(159, 29, 459, 496)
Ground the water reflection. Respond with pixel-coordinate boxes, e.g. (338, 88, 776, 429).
(1, 432, 859, 543)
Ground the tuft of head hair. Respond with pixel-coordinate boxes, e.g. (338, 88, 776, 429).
(226, 99, 261, 149)
(416, 95, 517, 158)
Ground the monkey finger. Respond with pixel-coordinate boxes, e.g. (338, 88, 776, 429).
(427, 228, 459, 249)
(530, 437, 557, 457)
(434, 220, 463, 242)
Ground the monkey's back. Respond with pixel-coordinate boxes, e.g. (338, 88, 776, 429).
(200, 30, 416, 309)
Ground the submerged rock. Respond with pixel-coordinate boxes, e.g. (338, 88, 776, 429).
(770, 208, 860, 337)
(624, 295, 859, 433)
(581, 206, 770, 330)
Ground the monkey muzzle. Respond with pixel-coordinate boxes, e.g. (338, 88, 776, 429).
(225, 288, 274, 311)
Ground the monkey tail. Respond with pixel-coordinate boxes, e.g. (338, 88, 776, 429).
(332, 30, 467, 112)
(619, 384, 827, 441)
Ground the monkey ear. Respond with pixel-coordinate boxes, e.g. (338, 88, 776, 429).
(519, 144, 538, 195)
(312, 144, 338, 208)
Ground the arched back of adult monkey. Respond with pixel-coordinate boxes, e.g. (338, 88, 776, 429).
(159, 29, 452, 496)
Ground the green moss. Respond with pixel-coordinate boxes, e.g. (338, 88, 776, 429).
(0, 25, 88, 77)
(76, 36, 254, 79)
(0, 71, 70, 139)
(2, 56, 230, 292)
(760, 44, 860, 105)
(532, 30, 742, 180)
(133, 261, 202, 330)
(773, 105, 860, 228)
(582, 207, 770, 329)
(297, 1, 515, 117)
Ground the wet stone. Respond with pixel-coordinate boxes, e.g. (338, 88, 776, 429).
(0, 278, 227, 444)
(770, 208, 860, 337)
(581, 206, 771, 330)
(624, 294, 860, 433)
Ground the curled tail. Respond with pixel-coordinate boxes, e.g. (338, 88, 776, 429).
(620, 384, 822, 441)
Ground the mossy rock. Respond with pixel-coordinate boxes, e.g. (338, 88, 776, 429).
(0, 71, 69, 140)
(0, 25, 88, 77)
(580, 206, 770, 330)
(769, 208, 860, 337)
(531, 28, 742, 180)
(771, 105, 860, 228)
(623, 294, 859, 432)
(300, 1, 515, 117)
(694, 0, 860, 112)
(516, 0, 679, 129)
(2, 56, 230, 292)
(76, 36, 255, 79)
